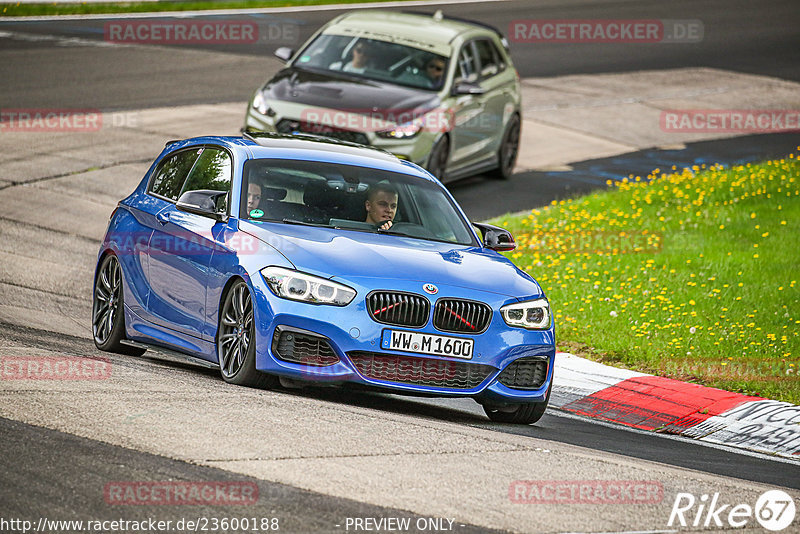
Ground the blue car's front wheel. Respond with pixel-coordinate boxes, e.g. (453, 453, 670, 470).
(92, 254, 145, 356)
(482, 380, 551, 424)
(217, 279, 277, 388)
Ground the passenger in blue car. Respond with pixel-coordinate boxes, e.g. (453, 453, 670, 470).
(247, 182, 262, 213)
(364, 182, 398, 230)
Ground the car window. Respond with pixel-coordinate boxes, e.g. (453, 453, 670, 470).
(473, 39, 504, 79)
(241, 158, 477, 246)
(455, 44, 478, 84)
(149, 148, 201, 201)
(293, 33, 449, 91)
(181, 147, 233, 212)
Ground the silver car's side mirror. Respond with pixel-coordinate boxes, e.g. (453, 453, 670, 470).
(274, 47, 295, 62)
(452, 81, 485, 96)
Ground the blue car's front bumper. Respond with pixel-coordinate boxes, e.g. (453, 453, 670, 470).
(249, 274, 555, 404)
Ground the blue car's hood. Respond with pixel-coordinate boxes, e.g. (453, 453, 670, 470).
(240, 221, 542, 299)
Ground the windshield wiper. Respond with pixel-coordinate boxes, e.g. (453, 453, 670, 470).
(375, 229, 409, 237)
(281, 218, 330, 228)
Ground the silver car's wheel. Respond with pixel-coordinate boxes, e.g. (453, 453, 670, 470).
(426, 135, 449, 182)
(92, 254, 145, 356)
(490, 114, 520, 180)
(217, 279, 276, 388)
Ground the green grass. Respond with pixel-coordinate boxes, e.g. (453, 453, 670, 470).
(0, 0, 403, 17)
(491, 153, 800, 404)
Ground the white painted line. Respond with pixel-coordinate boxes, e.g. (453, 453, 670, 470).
(1, 0, 513, 22)
(0, 29, 121, 47)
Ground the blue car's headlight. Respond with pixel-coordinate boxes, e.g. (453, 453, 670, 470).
(500, 298, 552, 330)
(261, 267, 356, 306)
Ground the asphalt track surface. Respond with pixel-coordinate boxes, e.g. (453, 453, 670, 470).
(1, 0, 799, 109)
(2, 0, 800, 531)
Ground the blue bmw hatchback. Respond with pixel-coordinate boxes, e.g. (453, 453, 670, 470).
(93, 133, 555, 423)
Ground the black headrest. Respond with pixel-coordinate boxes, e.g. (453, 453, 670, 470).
(303, 181, 329, 208)
(261, 187, 287, 201)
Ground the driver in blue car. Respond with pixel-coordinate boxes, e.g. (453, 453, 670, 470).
(364, 182, 398, 230)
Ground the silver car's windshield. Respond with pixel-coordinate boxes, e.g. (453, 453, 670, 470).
(241, 158, 476, 246)
(293, 34, 449, 91)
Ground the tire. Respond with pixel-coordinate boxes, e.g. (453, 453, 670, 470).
(489, 114, 520, 180)
(92, 254, 146, 356)
(426, 135, 449, 182)
(482, 379, 551, 424)
(217, 279, 277, 388)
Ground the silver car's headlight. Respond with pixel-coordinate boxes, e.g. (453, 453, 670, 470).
(376, 119, 423, 139)
(261, 267, 355, 306)
(500, 298, 552, 330)
(252, 92, 274, 116)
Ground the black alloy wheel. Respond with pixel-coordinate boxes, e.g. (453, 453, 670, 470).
(217, 279, 276, 388)
(92, 254, 145, 356)
(483, 379, 551, 424)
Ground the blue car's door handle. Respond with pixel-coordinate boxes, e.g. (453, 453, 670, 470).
(156, 211, 170, 225)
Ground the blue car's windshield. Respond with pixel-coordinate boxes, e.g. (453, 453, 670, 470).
(241, 159, 476, 246)
(293, 34, 449, 91)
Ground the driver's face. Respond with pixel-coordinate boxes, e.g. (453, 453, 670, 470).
(427, 60, 445, 80)
(365, 191, 398, 224)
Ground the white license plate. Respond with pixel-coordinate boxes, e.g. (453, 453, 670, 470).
(381, 330, 474, 359)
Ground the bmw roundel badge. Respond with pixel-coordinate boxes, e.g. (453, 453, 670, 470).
(423, 283, 438, 295)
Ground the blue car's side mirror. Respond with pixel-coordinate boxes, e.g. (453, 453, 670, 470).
(473, 222, 516, 252)
(176, 190, 228, 222)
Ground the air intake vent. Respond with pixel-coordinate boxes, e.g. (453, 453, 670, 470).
(348, 352, 495, 390)
(367, 291, 430, 328)
(271, 327, 339, 366)
(497, 357, 548, 390)
(433, 299, 492, 333)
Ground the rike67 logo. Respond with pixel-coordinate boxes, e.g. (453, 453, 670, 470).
(668, 490, 796, 531)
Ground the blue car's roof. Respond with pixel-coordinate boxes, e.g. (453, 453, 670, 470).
(165, 134, 436, 182)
